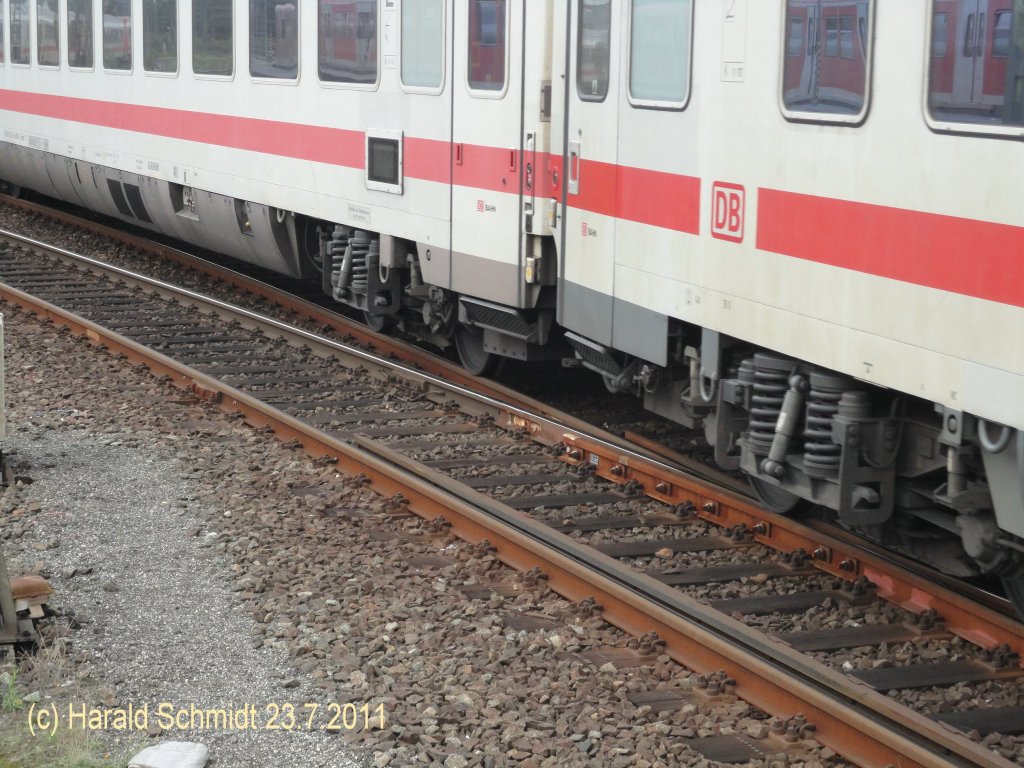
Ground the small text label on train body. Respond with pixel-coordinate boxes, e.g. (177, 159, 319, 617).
(711, 182, 745, 243)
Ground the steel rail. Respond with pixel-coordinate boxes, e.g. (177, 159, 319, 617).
(0, 195, 722, 478)
(8, 200, 1019, 636)
(2, 228, 1023, 662)
(0, 278, 1012, 768)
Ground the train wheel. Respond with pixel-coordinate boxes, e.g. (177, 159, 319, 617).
(362, 310, 395, 334)
(748, 476, 801, 514)
(455, 325, 503, 377)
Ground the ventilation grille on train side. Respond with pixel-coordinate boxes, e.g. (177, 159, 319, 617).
(107, 180, 153, 223)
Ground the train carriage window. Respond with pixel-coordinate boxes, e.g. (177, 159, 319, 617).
(193, 0, 232, 76)
(781, 0, 872, 121)
(628, 0, 693, 107)
(10, 0, 29, 64)
(928, 1, 1024, 129)
(825, 16, 839, 56)
(468, 0, 506, 91)
(36, 0, 58, 66)
(102, 0, 131, 70)
(318, 0, 378, 84)
(1, 0, 6, 64)
(401, 0, 443, 89)
(995, 10, 1012, 57)
(840, 15, 855, 59)
(933, 12, 949, 57)
(787, 17, 804, 57)
(67, 0, 94, 68)
(143, 0, 177, 73)
(251, 0, 298, 79)
(577, 0, 611, 101)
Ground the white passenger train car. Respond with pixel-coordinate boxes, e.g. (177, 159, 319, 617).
(2, 0, 1023, 608)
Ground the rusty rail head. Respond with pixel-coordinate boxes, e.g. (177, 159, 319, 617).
(2, 212, 1023, 766)
(0, 273, 1011, 768)
(353, 436, 1015, 768)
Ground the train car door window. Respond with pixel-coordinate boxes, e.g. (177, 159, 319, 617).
(627, 0, 693, 108)
(143, 0, 177, 73)
(994, 9, 1012, 56)
(825, 16, 839, 57)
(251, 0, 298, 79)
(927, 0, 1024, 129)
(933, 13, 950, 57)
(787, 17, 804, 57)
(318, 0, 378, 85)
(401, 0, 443, 90)
(67, 0, 94, 68)
(780, 0, 873, 123)
(468, 0, 506, 92)
(10, 0, 29, 64)
(193, 0, 232, 76)
(102, 0, 131, 70)
(36, 0, 57, 66)
(577, 0, 611, 102)
(1, 0, 4, 64)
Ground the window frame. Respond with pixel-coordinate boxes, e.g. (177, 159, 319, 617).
(9, 0, 32, 67)
(365, 128, 404, 195)
(778, 0, 875, 126)
(466, 0, 509, 99)
(249, 0, 301, 85)
(923, 0, 1024, 138)
(317, 0, 381, 91)
(399, 0, 445, 95)
(142, 0, 179, 77)
(36, 0, 59, 68)
(101, 0, 134, 74)
(625, 0, 694, 111)
(66, 0, 95, 71)
(786, 16, 804, 58)
(576, 0, 612, 104)
(931, 11, 949, 58)
(993, 9, 1012, 59)
(192, 0, 234, 80)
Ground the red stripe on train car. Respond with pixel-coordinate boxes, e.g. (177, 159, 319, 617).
(571, 159, 701, 235)
(0, 89, 700, 232)
(0, 89, 366, 169)
(403, 137, 451, 185)
(757, 189, 1024, 308)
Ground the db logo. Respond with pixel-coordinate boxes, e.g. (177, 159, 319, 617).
(711, 182, 745, 243)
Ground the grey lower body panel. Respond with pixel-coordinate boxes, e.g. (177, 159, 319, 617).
(0, 142, 311, 279)
(560, 279, 668, 367)
(451, 249, 522, 307)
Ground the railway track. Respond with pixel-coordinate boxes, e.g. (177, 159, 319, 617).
(0, 223, 1021, 767)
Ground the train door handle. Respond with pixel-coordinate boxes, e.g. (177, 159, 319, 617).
(568, 141, 581, 196)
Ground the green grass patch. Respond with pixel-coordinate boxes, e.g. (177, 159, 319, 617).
(0, 709, 120, 768)
(2, 670, 22, 713)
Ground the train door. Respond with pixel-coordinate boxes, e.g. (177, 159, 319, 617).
(559, 0, 619, 347)
(450, 0, 526, 308)
(953, 0, 990, 108)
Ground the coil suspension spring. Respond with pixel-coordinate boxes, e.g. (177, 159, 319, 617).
(349, 230, 371, 295)
(748, 353, 794, 454)
(804, 372, 852, 478)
